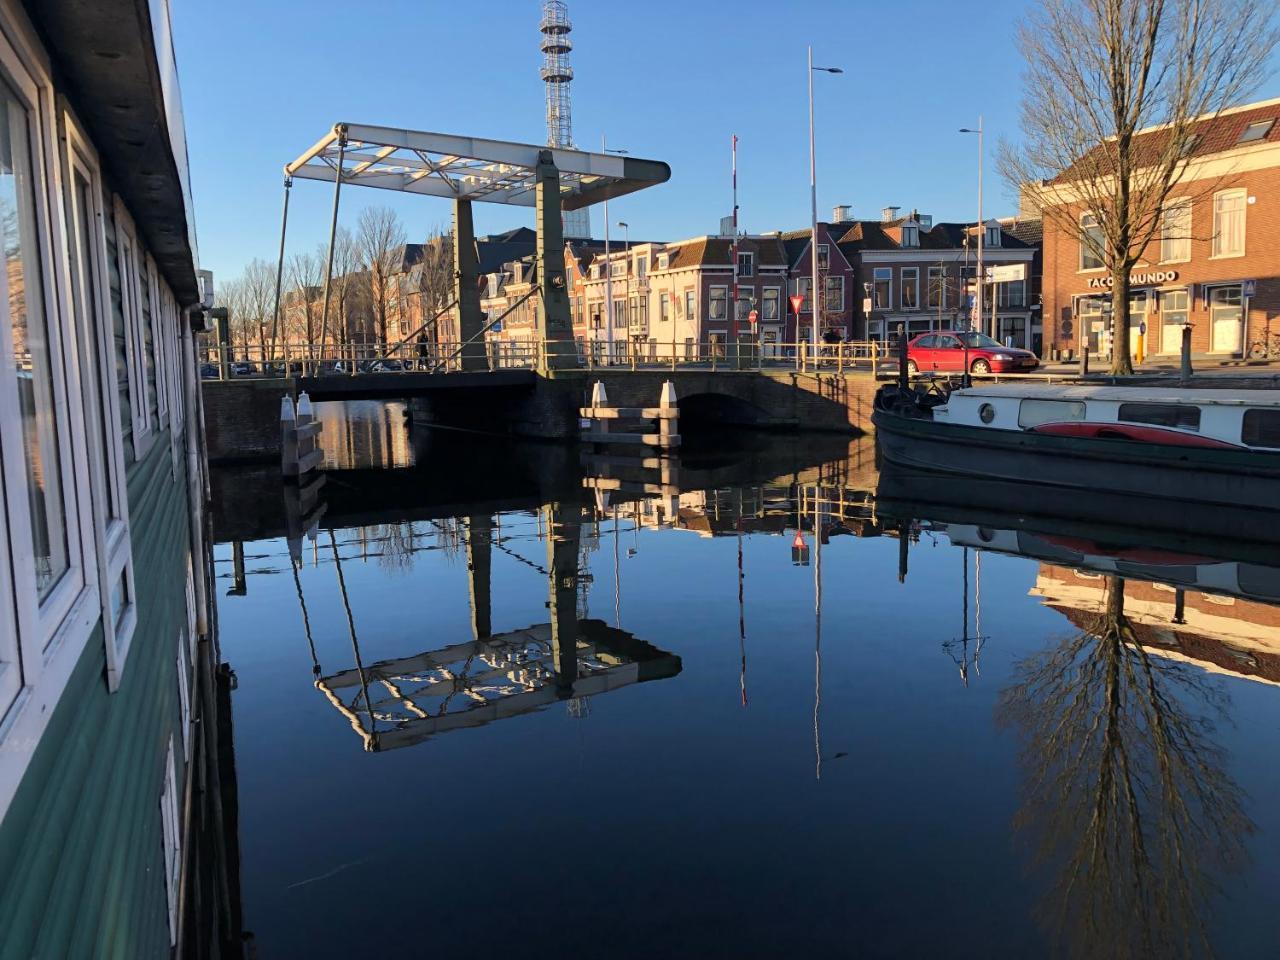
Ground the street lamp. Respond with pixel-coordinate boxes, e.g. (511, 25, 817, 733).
(619, 220, 631, 347)
(808, 48, 842, 361)
(602, 137, 628, 361)
(960, 120, 984, 340)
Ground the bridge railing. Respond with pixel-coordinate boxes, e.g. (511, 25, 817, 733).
(198, 339, 884, 379)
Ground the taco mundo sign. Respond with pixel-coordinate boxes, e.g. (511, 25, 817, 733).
(1086, 270, 1179, 289)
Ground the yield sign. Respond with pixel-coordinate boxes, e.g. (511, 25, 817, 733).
(789, 295, 805, 315)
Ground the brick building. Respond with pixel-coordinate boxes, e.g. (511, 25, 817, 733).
(1038, 97, 1280, 363)
(577, 234, 788, 359)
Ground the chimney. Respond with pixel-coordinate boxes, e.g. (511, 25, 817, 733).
(881, 206, 901, 222)
(832, 204, 852, 222)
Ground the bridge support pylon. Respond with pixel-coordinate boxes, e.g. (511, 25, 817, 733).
(535, 150, 579, 373)
(544, 502, 582, 696)
(453, 199, 487, 372)
(466, 515, 492, 640)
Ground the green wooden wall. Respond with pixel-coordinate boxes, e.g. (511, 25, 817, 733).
(0, 185, 194, 957)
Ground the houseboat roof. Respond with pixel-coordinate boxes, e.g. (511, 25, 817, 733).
(954, 382, 1280, 407)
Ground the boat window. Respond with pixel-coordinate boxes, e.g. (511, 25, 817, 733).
(1242, 409, 1280, 449)
(1117, 402, 1201, 431)
(1018, 399, 1086, 428)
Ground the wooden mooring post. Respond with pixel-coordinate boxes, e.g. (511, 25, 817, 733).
(580, 380, 680, 451)
(281, 391, 324, 480)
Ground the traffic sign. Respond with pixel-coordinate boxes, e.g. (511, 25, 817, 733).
(984, 263, 1026, 283)
(790, 295, 806, 315)
(748, 309, 759, 327)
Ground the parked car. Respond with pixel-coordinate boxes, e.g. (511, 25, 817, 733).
(905, 330, 1039, 375)
(228, 361, 258, 377)
(199, 363, 219, 379)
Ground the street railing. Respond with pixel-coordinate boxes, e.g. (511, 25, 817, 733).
(199, 339, 888, 380)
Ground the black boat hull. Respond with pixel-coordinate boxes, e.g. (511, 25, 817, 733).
(871, 406, 1280, 515)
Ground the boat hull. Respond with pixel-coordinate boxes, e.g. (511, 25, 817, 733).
(871, 406, 1280, 515)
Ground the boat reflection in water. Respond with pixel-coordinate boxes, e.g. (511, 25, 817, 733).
(878, 475, 1269, 960)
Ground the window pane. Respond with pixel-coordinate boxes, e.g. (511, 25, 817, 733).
(1019, 399, 1085, 428)
(1118, 402, 1201, 430)
(72, 172, 121, 524)
(3, 84, 68, 598)
(1242, 409, 1280, 449)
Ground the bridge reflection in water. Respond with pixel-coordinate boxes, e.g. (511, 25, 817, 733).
(309, 505, 682, 753)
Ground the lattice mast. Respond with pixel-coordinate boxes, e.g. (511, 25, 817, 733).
(540, 0, 590, 238)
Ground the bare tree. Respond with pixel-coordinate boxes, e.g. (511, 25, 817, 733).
(286, 246, 326, 349)
(241, 258, 276, 360)
(355, 206, 407, 346)
(1000, 0, 1278, 374)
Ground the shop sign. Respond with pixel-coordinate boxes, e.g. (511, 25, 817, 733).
(1086, 270, 1178, 289)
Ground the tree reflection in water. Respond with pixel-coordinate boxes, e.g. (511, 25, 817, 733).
(999, 576, 1253, 960)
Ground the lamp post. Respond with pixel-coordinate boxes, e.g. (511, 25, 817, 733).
(960, 119, 984, 340)
(602, 137, 628, 363)
(808, 48, 843, 362)
(619, 220, 631, 354)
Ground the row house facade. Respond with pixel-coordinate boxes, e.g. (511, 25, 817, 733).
(780, 207, 1042, 351)
(479, 219, 1045, 357)
(1039, 97, 1280, 362)
(840, 210, 1041, 351)
(576, 234, 790, 358)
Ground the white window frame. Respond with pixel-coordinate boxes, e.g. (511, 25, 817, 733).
(684, 289, 696, 323)
(900, 267, 920, 310)
(658, 291, 670, 322)
(159, 736, 181, 945)
(1079, 212, 1105, 271)
(147, 256, 168, 429)
(927, 265, 947, 309)
(62, 110, 137, 690)
(736, 251, 754, 277)
(176, 632, 191, 760)
(1211, 188, 1246, 259)
(824, 275, 844, 312)
(816, 243, 829, 270)
(709, 285, 728, 321)
(762, 286, 780, 320)
(986, 225, 1002, 247)
(115, 199, 153, 457)
(901, 223, 919, 248)
(1160, 197, 1191, 264)
(872, 267, 892, 309)
(0, 13, 106, 819)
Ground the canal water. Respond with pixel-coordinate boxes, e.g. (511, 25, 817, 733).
(212, 401, 1280, 958)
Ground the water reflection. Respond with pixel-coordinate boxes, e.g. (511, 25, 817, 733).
(999, 575, 1252, 960)
(207, 402, 1280, 957)
(308, 504, 683, 751)
(884, 503, 1271, 960)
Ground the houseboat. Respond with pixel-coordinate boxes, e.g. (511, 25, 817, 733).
(872, 382, 1280, 515)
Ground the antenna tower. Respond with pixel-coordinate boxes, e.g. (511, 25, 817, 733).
(540, 0, 590, 238)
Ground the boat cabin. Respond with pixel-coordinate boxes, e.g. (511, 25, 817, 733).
(934, 384, 1280, 452)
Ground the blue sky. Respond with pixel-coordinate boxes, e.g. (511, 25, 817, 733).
(174, 0, 1280, 283)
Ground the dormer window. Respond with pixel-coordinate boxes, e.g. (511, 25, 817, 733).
(985, 224, 1002, 247)
(591, 264, 601, 279)
(1238, 119, 1274, 144)
(901, 222, 920, 247)
(611, 260, 626, 278)
(658, 253, 670, 270)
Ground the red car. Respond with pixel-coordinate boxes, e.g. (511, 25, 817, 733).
(904, 330, 1039, 375)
